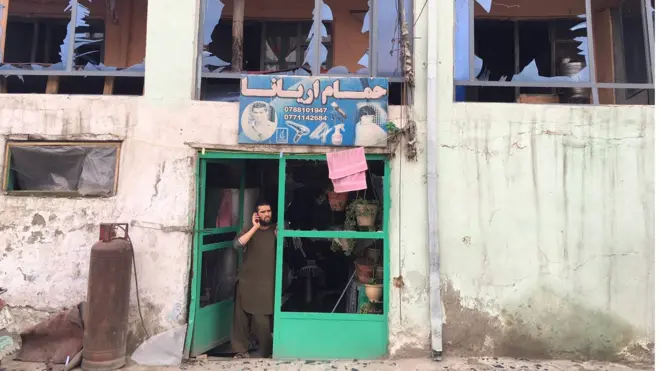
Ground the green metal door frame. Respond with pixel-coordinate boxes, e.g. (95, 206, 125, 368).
(273, 153, 390, 359)
(185, 152, 280, 357)
(185, 151, 390, 359)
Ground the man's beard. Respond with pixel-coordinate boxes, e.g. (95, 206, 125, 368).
(260, 218, 273, 226)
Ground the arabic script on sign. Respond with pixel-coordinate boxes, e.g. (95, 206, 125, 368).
(240, 77, 388, 105)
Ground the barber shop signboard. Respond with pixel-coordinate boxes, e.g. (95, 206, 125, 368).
(238, 75, 389, 147)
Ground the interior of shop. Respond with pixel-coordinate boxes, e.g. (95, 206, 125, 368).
(192, 156, 387, 357)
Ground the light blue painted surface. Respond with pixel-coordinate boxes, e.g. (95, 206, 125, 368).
(238, 75, 389, 147)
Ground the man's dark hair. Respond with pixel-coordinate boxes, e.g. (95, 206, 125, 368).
(255, 200, 271, 212)
(358, 105, 377, 119)
(251, 102, 269, 112)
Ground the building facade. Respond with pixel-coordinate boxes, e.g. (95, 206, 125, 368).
(0, 0, 654, 362)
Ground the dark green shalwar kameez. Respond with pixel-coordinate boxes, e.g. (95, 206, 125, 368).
(231, 225, 276, 357)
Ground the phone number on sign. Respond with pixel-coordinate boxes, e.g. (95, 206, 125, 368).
(284, 107, 328, 113)
(283, 114, 328, 121)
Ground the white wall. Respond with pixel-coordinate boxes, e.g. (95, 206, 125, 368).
(426, 0, 655, 362)
(0, 96, 411, 353)
(0, 0, 432, 358)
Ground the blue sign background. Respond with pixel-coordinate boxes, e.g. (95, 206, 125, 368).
(238, 76, 389, 147)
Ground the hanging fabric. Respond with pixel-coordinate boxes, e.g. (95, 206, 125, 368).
(326, 147, 368, 193)
(215, 189, 234, 227)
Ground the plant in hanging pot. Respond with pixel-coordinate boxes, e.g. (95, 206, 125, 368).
(327, 190, 349, 211)
(354, 257, 376, 283)
(345, 198, 380, 230)
(364, 278, 383, 302)
(330, 237, 354, 256)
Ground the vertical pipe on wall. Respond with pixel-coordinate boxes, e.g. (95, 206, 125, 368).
(426, 0, 442, 361)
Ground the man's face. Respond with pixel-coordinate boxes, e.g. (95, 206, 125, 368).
(252, 107, 268, 124)
(257, 205, 272, 225)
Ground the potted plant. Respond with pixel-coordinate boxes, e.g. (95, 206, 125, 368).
(354, 199, 379, 227)
(359, 302, 379, 314)
(330, 237, 353, 255)
(345, 198, 379, 230)
(354, 257, 375, 283)
(327, 189, 349, 211)
(364, 278, 383, 302)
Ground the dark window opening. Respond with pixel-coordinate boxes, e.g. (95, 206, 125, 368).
(4, 142, 121, 196)
(206, 20, 333, 73)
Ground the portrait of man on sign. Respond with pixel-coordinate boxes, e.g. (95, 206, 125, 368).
(241, 101, 278, 142)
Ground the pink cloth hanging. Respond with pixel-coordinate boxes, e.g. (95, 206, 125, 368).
(215, 189, 234, 227)
(326, 147, 368, 192)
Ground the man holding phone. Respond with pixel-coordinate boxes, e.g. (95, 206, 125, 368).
(231, 200, 277, 358)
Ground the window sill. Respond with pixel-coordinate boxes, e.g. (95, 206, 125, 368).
(3, 190, 115, 198)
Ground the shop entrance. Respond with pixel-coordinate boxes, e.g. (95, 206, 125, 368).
(185, 152, 390, 360)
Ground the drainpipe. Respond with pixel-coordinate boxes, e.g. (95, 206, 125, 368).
(425, 0, 443, 361)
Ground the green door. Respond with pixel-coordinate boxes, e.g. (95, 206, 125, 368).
(186, 158, 246, 357)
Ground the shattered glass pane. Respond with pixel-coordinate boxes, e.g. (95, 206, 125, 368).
(321, 0, 367, 75)
(202, 0, 315, 74)
(0, 0, 147, 77)
(374, 0, 414, 77)
(456, 0, 592, 83)
(1, 0, 67, 71)
(73, 0, 147, 72)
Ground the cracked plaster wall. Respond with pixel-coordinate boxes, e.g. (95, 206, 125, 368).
(0, 95, 413, 355)
(420, 0, 656, 362)
(435, 104, 654, 362)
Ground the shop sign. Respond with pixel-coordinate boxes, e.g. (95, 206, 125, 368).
(238, 75, 389, 147)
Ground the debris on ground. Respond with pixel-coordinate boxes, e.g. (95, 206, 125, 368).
(13, 302, 84, 369)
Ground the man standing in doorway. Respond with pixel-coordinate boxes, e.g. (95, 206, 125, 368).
(231, 200, 277, 358)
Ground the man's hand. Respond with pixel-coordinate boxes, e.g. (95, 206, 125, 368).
(252, 212, 261, 228)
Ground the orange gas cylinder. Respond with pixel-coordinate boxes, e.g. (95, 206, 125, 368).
(82, 223, 133, 371)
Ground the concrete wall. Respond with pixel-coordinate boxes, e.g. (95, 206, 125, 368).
(423, 0, 655, 362)
(0, 95, 411, 352)
(0, 0, 432, 359)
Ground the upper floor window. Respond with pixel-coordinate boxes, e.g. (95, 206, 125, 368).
(2, 141, 121, 196)
(199, 0, 413, 105)
(454, 0, 655, 105)
(0, 0, 148, 95)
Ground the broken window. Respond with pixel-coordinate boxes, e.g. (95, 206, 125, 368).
(0, 0, 147, 95)
(3, 142, 120, 196)
(199, 0, 413, 104)
(454, 0, 655, 105)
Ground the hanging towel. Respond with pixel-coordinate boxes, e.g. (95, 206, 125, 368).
(326, 147, 368, 179)
(216, 189, 234, 227)
(333, 172, 367, 193)
(326, 147, 368, 192)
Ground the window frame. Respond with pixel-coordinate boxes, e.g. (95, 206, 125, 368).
(0, 0, 145, 79)
(454, 0, 655, 104)
(197, 0, 406, 82)
(2, 140, 122, 197)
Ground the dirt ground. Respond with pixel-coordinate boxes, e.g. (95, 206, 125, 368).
(0, 357, 655, 371)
